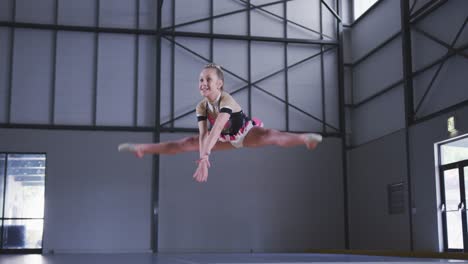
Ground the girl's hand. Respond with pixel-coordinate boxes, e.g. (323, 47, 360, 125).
(193, 156, 210, 182)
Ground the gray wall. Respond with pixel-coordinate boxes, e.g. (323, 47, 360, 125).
(345, 0, 468, 252)
(411, 0, 468, 119)
(345, 0, 408, 249)
(0, 129, 153, 253)
(347, 0, 404, 146)
(348, 130, 410, 250)
(159, 133, 345, 252)
(410, 105, 468, 251)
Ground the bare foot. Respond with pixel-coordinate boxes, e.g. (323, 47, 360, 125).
(303, 133, 323, 150)
(118, 143, 145, 158)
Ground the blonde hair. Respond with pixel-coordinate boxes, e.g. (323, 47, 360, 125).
(204, 63, 224, 91)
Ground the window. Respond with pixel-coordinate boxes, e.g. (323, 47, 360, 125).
(354, 0, 380, 20)
(441, 137, 468, 165)
(1, 154, 46, 252)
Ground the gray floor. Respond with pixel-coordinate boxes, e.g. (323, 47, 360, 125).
(0, 253, 467, 264)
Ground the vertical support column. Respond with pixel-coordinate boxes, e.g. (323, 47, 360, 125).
(7, 0, 16, 124)
(283, 0, 289, 131)
(247, 0, 252, 117)
(210, 0, 214, 61)
(152, 0, 163, 253)
(51, 0, 58, 125)
(170, 0, 175, 129)
(337, 0, 350, 249)
(92, 0, 101, 126)
(320, 2, 326, 134)
(134, 0, 141, 127)
(400, 0, 415, 251)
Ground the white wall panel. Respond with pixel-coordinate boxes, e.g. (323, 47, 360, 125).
(353, 37, 402, 103)
(214, 39, 248, 80)
(175, 0, 210, 33)
(0, 0, 13, 21)
(252, 75, 286, 130)
(252, 70, 285, 104)
(214, 0, 244, 15)
(175, 37, 210, 60)
(11, 29, 53, 124)
(15, 0, 55, 24)
(139, 0, 157, 30)
(321, 0, 337, 40)
(287, 55, 322, 119)
(173, 40, 209, 128)
(58, 0, 96, 27)
(287, 44, 321, 67)
(100, 0, 136, 28)
(55, 31, 94, 125)
(288, 107, 323, 133)
(178, 22, 211, 34)
(251, 3, 283, 38)
(351, 0, 400, 62)
(287, 0, 321, 40)
(251, 42, 284, 86)
(96, 33, 135, 126)
(351, 86, 405, 146)
(137, 35, 156, 127)
(161, 0, 173, 28)
(0, 28, 11, 123)
(214, 12, 248, 36)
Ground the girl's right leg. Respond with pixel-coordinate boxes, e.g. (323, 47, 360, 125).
(118, 135, 234, 158)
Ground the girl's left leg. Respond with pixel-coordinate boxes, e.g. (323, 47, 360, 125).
(242, 127, 322, 149)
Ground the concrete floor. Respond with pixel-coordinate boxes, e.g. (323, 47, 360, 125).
(0, 253, 466, 264)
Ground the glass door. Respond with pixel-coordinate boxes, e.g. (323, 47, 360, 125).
(440, 161, 468, 252)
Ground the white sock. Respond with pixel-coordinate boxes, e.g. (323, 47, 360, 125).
(305, 133, 323, 143)
(118, 143, 138, 152)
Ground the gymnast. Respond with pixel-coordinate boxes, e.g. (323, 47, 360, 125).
(118, 63, 322, 182)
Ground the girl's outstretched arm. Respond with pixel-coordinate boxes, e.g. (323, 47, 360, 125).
(193, 113, 230, 182)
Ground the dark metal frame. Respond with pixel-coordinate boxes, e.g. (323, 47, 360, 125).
(51, 0, 58, 125)
(0, 153, 47, 254)
(92, 0, 100, 126)
(336, 0, 350, 249)
(152, 0, 163, 253)
(401, 0, 415, 250)
(0, 0, 345, 252)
